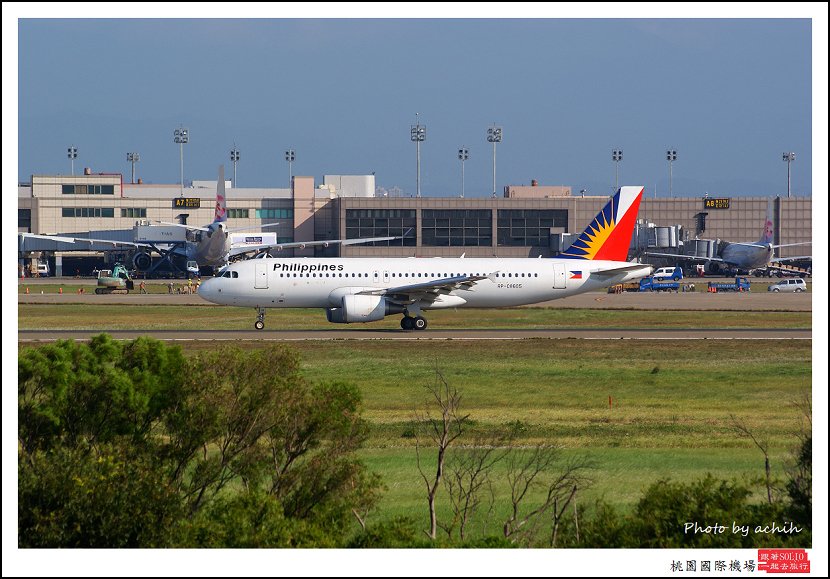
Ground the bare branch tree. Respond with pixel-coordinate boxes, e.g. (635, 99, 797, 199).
(502, 445, 592, 545)
(414, 370, 470, 540)
(730, 413, 773, 504)
(442, 431, 513, 541)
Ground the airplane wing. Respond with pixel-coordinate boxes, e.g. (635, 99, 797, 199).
(155, 221, 211, 233)
(588, 263, 654, 277)
(228, 229, 415, 259)
(19, 232, 153, 248)
(357, 274, 494, 305)
(642, 251, 725, 263)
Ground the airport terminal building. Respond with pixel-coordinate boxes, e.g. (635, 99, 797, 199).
(18, 171, 812, 274)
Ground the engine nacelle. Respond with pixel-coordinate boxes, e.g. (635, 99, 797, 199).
(132, 251, 152, 271)
(325, 295, 405, 323)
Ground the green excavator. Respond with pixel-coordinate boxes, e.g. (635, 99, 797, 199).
(96, 263, 135, 294)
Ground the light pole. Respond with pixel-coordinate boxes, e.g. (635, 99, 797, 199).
(285, 149, 295, 188)
(126, 152, 140, 184)
(487, 125, 502, 198)
(458, 147, 469, 198)
(173, 127, 189, 196)
(612, 149, 623, 190)
(230, 147, 240, 188)
(67, 146, 78, 176)
(666, 149, 677, 198)
(410, 114, 426, 198)
(782, 152, 795, 198)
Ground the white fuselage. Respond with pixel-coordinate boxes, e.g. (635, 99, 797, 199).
(198, 257, 653, 310)
(719, 243, 773, 270)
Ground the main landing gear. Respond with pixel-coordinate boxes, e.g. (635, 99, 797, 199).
(254, 307, 265, 330)
(400, 316, 428, 331)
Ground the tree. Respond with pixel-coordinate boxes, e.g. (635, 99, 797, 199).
(501, 444, 592, 545)
(414, 370, 470, 540)
(441, 431, 511, 541)
(19, 337, 381, 547)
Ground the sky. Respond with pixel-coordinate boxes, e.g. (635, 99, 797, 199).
(13, 14, 819, 199)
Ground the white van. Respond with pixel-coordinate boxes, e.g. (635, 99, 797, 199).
(186, 260, 200, 278)
(653, 266, 681, 281)
(767, 278, 806, 293)
(31, 262, 50, 277)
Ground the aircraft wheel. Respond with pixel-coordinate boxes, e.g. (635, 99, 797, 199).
(401, 317, 415, 331)
(255, 320, 265, 330)
(414, 316, 428, 330)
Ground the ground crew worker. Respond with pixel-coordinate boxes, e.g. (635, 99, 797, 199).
(139, 280, 147, 294)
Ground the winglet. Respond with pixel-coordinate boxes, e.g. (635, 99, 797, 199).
(560, 186, 644, 262)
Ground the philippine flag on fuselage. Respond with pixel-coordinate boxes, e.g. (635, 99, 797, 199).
(570, 271, 582, 279)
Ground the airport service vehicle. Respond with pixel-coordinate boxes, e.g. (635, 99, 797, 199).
(639, 277, 681, 292)
(186, 260, 200, 277)
(652, 266, 683, 281)
(96, 263, 134, 294)
(767, 278, 806, 293)
(708, 277, 751, 293)
(199, 186, 654, 330)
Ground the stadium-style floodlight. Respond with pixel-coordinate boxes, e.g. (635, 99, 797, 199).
(612, 149, 623, 190)
(458, 147, 469, 198)
(285, 149, 295, 188)
(666, 149, 677, 198)
(410, 113, 426, 198)
(127, 152, 140, 184)
(67, 146, 78, 176)
(230, 147, 240, 187)
(487, 125, 502, 198)
(782, 152, 796, 198)
(173, 127, 189, 196)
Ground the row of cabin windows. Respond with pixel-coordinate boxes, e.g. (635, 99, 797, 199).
(275, 272, 540, 279)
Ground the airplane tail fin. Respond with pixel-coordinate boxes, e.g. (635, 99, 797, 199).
(758, 198, 774, 245)
(560, 186, 644, 262)
(214, 165, 227, 223)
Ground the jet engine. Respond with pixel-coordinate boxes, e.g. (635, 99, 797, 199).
(325, 295, 405, 323)
(132, 251, 152, 271)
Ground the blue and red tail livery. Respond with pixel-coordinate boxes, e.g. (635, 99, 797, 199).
(560, 186, 644, 262)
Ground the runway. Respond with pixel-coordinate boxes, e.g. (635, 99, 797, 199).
(18, 328, 811, 342)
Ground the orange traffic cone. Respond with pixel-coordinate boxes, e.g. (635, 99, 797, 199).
(25, 287, 29, 294)
(59, 287, 63, 295)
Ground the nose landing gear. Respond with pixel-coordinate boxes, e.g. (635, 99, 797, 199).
(254, 307, 265, 330)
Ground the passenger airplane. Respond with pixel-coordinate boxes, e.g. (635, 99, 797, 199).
(150, 165, 403, 270)
(19, 166, 401, 273)
(198, 186, 654, 330)
(645, 199, 811, 273)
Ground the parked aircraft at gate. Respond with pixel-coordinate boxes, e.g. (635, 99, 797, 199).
(19, 166, 401, 273)
(198, 186, 653, 330)
(645, 199, 811, 273)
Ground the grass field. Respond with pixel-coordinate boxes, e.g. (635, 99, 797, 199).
(18, 303, 812, 330)
(184, 339, 811, 523)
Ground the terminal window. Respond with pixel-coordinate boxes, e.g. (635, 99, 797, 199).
(227, 208, 249, 219)
(62, 207, 115, 218)
(345, 209, 416, 246)
(497, 209, 567, 247)
(422, 209, 492, 247)
(255, 208, 293, 219)
(62, 184, 115, 195)
(121, 208, 147, 218)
